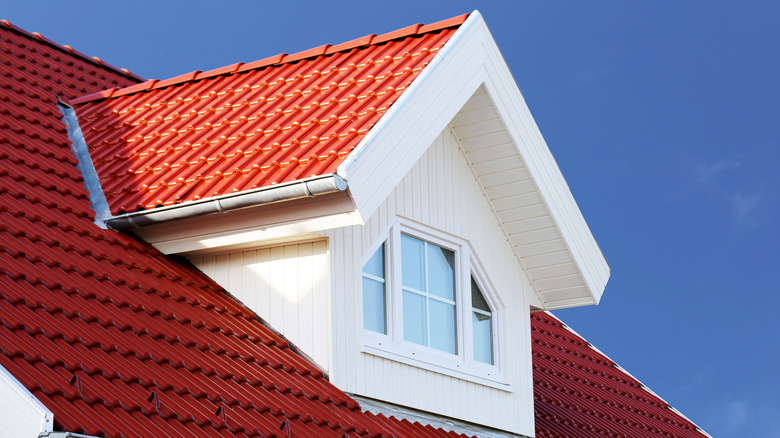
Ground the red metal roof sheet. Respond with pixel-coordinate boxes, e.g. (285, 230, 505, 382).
(73, 15, 468, 215)
(0, 20, 475, 438)
(532, 312, 709, 438)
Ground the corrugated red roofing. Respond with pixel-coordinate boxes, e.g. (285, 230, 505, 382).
(73, 15, 468, 215)
(0, 20, 475, 438)
(532, 312, 709, 438)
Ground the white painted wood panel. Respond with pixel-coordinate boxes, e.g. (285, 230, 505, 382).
(324, 129, 534, 435)
(0, 364, 53, 437)
(189, 240, 331, 372)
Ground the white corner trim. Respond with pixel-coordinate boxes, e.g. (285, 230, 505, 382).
(0, 363, 53, 435)
(336, 10, 483, 180)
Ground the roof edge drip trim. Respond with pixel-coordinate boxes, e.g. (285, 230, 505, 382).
(58, 101, 112, 229)
(105, 174, 348, 230)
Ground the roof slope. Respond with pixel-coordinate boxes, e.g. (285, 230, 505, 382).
(72, 15, 467, 215)
(532, 312, 709, 438)
(0, 21, 473, 438)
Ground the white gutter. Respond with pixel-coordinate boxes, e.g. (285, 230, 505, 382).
(58, 100, 348, 231)
(104, 173, 348, 230)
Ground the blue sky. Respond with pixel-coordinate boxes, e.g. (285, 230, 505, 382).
(6, 2, 779, 436)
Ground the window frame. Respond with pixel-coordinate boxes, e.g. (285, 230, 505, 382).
(361, 219, 506, 387)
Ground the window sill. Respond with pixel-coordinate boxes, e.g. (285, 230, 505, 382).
(362, 332, 512, 392)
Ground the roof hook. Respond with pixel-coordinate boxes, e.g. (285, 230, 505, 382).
(215, 405, 228, 424)
(279, 420, 292, 437)
(147, 391, 160, 413)
(69, 374, 82, 394)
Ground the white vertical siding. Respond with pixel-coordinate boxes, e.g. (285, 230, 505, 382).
(189, 240, 331, 372)
(324, 128, 535, 435)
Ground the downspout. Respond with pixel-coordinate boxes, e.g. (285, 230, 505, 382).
(58, 101, 349, 231)
(104, 174, 348, 230)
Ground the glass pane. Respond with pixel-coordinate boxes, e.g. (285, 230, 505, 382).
(401, 234, 425, 291)
(427, 244, 455, 300)
(471, 278, 490, 312)
(429, 300, 457, 354)
(403, 290, 427, 346)
(473, 312, 493, 364)
(363, 277, 386, 333)
(363, 244, 384, 278)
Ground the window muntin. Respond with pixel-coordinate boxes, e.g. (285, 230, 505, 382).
(362, 244, 386, 334)
(361, 221, 501, 383)
(401, 234, 457, 354)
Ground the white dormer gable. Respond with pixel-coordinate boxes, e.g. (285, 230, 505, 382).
(338, 12, 609, 310)
(130, 11, 609, 437)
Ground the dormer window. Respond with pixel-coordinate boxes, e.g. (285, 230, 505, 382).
(362, 220, 502, 384)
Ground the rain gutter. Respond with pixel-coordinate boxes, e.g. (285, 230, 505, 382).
(104, 174, 348, 230)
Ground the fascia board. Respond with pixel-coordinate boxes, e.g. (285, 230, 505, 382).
(339, 12, 609, 308)
(475, 32, 610, 304)
(0, 363, 53, 434)
(338, 11, 486, 217)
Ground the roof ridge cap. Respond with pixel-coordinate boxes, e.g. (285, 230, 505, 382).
(0, 19, 145, 83)
(70, 13, 469, 106)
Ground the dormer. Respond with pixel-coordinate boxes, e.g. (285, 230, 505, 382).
(68, 11, 609, 437)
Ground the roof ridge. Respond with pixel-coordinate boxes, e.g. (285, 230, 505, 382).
(0, 19, 144, 83)
(70, 13, 469, 106)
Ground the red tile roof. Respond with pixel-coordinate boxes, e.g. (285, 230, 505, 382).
(0, 20, 474, 438)
(72, 14, 468, 215)
(532, 312, 709, 438)
(0, 16, 709, 438)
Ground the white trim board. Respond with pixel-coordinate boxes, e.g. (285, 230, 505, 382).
(0, 362, 54, 436)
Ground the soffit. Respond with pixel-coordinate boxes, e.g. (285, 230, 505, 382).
(451, 86, 592, 310)
(73, 16, 467, 215)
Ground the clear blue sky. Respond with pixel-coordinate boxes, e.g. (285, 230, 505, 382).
(6, 2, 779, 436)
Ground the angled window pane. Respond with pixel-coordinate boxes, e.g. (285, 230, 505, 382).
(429, 300, 457, 354)
(363, 244, 385, 278)
(362, 245, 385, 334)
(471, 277, 490, 312)
(401, 234, 425, 291)
(403, 290, 427, 346)
(363, 277, 386, 333)
(427, 244, 455, 300)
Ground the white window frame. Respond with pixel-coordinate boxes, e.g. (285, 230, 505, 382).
(362, 219, 507, 388)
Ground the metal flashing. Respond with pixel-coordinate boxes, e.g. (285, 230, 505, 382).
(58, 100, 111, 229)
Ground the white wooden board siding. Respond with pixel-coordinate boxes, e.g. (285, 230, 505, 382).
(189, 240, 332, 373)
(324, 129, 534, 436)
